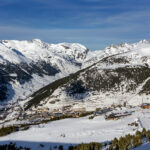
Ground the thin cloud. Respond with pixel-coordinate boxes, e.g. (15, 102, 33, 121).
(0, 25, 149, 50)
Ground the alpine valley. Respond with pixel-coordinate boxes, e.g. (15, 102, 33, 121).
(1, 39, 150, 150)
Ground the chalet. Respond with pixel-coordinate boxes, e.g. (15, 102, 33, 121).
(140, 103, 150, 109)
(37, 108, 49, 112)
(62, 105, 72, 111)
(72, 107, 86, 112)
(53, 112, 63, 117)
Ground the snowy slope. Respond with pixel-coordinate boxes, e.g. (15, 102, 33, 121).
(0, 39, 91, 103)
(1, 39, 89, 64)
(1, 39, 150, 107)
(84, 39, 150, 67)
(0, 108, 150, 150)
(26, 39, 150, 112)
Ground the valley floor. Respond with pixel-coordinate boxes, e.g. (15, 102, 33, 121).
(0, 107, 150, 149)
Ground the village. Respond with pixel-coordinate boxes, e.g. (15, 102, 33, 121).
(0, 103, 93, 126)
(0, 102, 150, 127)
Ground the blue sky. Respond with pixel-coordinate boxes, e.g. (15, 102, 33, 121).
(0, 0, 150, 50)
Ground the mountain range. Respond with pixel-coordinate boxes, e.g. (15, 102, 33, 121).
(0, 39, 150, 112)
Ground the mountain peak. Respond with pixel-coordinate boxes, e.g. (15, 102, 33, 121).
(31, 39, 43, 43)
(139, 39, 149, 44)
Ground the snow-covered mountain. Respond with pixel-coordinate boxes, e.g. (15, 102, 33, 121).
(0, 39, 91, 103)
(1, 39, 150, 150)
(24, 39, 150, 112)
(1, 38, 150, 108)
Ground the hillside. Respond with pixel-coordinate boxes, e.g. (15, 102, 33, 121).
(25, 40, 150, 112)
(1, 38, 144, 105)
(0, 39, 91, 103)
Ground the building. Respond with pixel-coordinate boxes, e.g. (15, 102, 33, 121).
(53, 112, 63, 117)
(37, 108, 49, 112)
(72, 107, 86, 112)
(141, 103, 150, 109)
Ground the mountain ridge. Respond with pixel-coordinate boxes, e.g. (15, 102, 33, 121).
(23, 39, 150, 113)
(0, 39, 150, 107)
(0, 39, 91, 104)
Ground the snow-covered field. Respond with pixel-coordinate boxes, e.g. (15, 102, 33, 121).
(0, 107, 150, 149)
